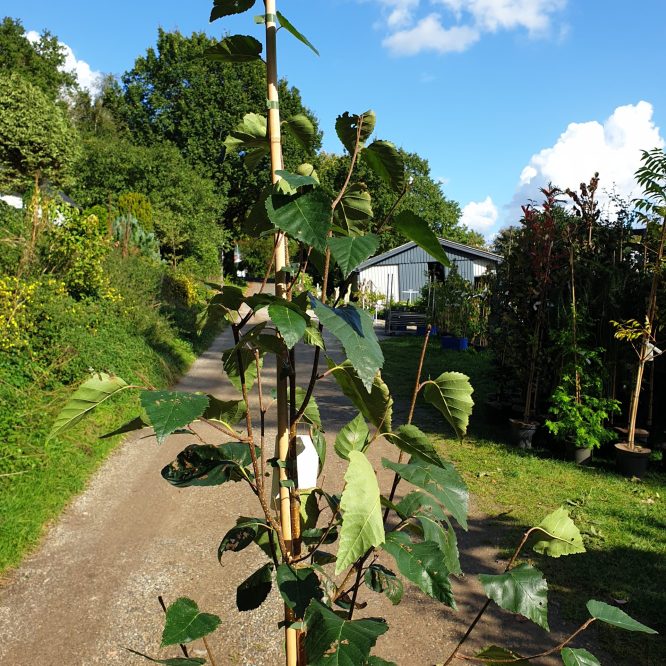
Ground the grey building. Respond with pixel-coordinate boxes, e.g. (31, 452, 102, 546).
(352, 238, 501, 303)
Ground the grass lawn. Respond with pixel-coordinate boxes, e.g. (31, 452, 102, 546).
(381, 335, 665, 666)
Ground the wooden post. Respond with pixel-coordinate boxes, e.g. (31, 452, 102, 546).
(264, 4, 298, 664)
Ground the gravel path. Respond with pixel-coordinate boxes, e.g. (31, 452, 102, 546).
(0, 289, 603, 665)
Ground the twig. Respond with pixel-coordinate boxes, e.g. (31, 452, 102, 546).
(202, 636, 218, 666)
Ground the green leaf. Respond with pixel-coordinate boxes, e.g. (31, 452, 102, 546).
(311, 299, 383, 392)
(276, 11, 320, 55)
(364, 563, 403, 605)
(386, 424, 446, 468)
(207, 285, 246, 321)
(586, 600, 657, 634)
(303, 324, 326, 350)
(281, 113, 317, 151)
(330, 361, 393, 433)
(311, 427, 327, 473)
(237, 563, 274, 611)
(366, 658, 397, 666)
(125, 647, 205, 665)
(210, 0, 257, 21)
(49, 372, 130, 440)
(474, 646, 528, 665)
(336, 183, 373, 232)
(269, 301, 308, 349)
(275, 168, 318, 193)
(328, 234, 379, 279)
(161, 443, 255, 488)
(335, 111, 376, 154)
(266, 189, 332, 253)
(224, 112, 267, 152)
(532, 507, 586, 558)
(100, 415, 148, 439)
(396, 493, 461, 575)
(392, 210, 451, 268)
(382, 457, 468, 529)
(140, 391, 209, 444)
(382, 532, 455, 607)
(276, 565, 324, 618)
(202, 397, 246, 429)
(222, 347, 262, 393)
(561, 648, 601, 666)
(422, 372, 474, 441)
(336, 451, 385, 574)
(294, 386, 322, 428)
(218, 517, 269, 560)
(361, 141, 405, 192)
(335, 413, 370, 460)
(205, 35, 262, 63)
(161, 597, 221, 647)
(479, 563, 549, 630)
(304, 599, 388, 666)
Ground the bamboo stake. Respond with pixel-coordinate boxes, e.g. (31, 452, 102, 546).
(264, 4, 298, 664)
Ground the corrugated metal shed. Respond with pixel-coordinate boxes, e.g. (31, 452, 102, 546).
(353, 239, 501, 303)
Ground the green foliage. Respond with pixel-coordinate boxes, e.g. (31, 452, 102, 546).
(479, 563, 549, 630)
(334, 413, 370, 460)
(336, 451, 385, 574)
(328, 234, 379, 279)
(586, 600, 657, 634)
(364, 564, 403, 605)
(0, 71, 79, 190)
(304, 600, 388, 666)
(560, 648, 601, 666)
(532, 507, 586, 558)
(422, 371, 475, 441)
(236, 562, 274, 611)
(45, 205, 110, 298)
(160, 597, 221, 647)
(140, 390, 209, 444)
(474, 646, 528, 665)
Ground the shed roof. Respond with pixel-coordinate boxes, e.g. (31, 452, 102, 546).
(354, 238, 502, 272)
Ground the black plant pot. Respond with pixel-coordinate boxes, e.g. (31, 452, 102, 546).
(568, 443, 593, 465)
(508, 419, 538, 449)
(615, 442, 651, 478)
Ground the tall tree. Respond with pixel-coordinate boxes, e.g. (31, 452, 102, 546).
(112, 28, 321, 235)
(0, 17, 76, 100)
(0, 71, 79, 190)
(317, 149, 483, 252)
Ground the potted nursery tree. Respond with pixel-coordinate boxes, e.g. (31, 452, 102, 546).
(612, 148, 666, 477)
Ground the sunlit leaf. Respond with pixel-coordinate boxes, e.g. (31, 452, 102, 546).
(335, 413, 370, 460)
(49, 372, 130, 440)
(532, 507, 586, 558)
(474, 645, 528, 665)
(382, 532, 455, 606)
(222, 347, 263, 393)
(161, 597, 221, 647)
(386, 424, 446, 468)
(268, 301, 308, 349)
(586, 599, 657, 633)
(140, 390, 209, 444)
(561, 647, 601, 666)
(383, 457, 468, 529)
(218, 517, 269, 560)
(479, 563, 549, 630)
(276, 12, 319, 56)
(422, 371, 474, 441)
(330, 361, 393, 433)
(202, 397, 246, 429)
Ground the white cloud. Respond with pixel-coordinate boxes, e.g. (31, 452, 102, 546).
(461, 196, 498, 233)
(384, 14, 479, 54)
(26, 30, 102, 94)
(372, 0, 567, 56)
(512, 101, 665, 215)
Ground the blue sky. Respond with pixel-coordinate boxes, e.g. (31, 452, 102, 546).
(4, 1, 666, 239)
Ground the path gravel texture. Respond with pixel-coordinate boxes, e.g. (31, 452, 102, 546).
(0, 286, 604, 665)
